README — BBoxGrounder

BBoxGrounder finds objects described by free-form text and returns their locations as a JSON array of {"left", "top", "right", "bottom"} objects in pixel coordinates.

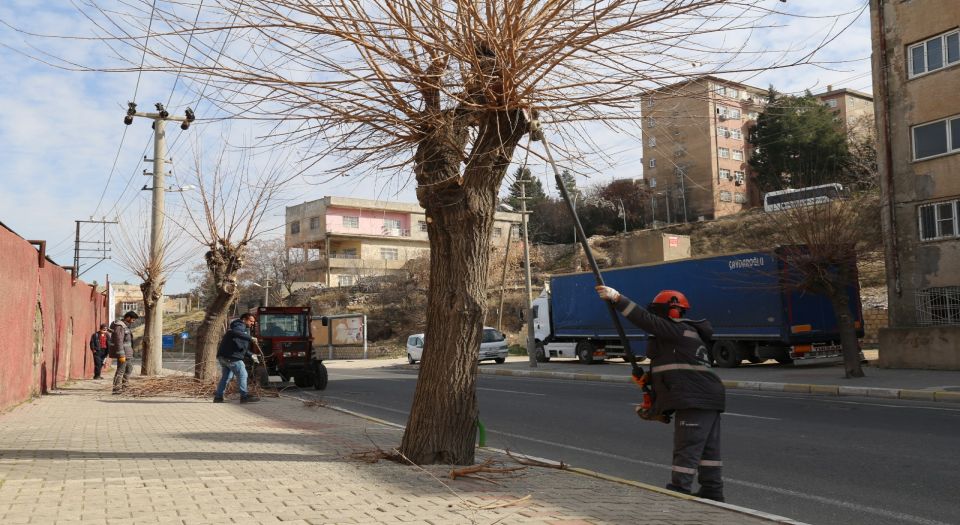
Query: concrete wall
[
  {"left": 621, "top": 231, "right": 691, "bottom": 266},
  {"left": 878, "top": 326, "right": 960, "bottom": 370},
  {"left": 871, "top": 0, "right": 960, "bottom": 367},
  {"left": 0, "top": 224, "right": 108, "bottom": 412}
]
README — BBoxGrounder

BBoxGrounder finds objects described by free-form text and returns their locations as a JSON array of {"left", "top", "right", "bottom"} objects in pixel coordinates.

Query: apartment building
[
  {"left": 286, "top": 196, "right": 522, "bottom": 287},
  {"left": 871, "top": 0, "right": 960, "bottom": 369},
  {"left": 816, "top": 87, "right": 875, "bottom": 136},
  {"left": 641, "top": 76, "right": 767, "bottom": 222}
]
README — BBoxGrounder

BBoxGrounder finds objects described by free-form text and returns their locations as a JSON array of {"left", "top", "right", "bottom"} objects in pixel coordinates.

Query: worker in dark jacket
[
  {"left": 596, "top": 285, "right": 726, "bottom": 502},
  {"left": 89, "top": 323, "right": 110, "bottom": 379},
  {"left": 214, "top": 312, "right": 260, "bottom": 403},
  {"left": 110, "top": 311, "right": 139, "bottom": 394}
]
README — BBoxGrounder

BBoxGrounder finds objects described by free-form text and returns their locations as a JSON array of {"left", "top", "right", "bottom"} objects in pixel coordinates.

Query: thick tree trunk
[
  {"left": 193, "top": 293, "right": 233, "bottom": 380},
  {"left": 400, "top": 109, "right": 526, "bottom": 465},
  {"left": 828, "top": 289, "right": 864, "bottom": 378},
  {"left": 139, "top": 279, "right": 162, "bottom": 376}
]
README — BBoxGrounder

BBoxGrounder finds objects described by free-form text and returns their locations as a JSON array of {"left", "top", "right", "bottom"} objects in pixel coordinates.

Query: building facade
[
  {"left": 641, "top": 76, "right": 767, "bottom": 222},
  {"left": 871, "top": 0, "right": 960, "bottom": 368},
  {"left": 285, "top": 196, "right": 522, "bottom": 286},
  {"left": 816, "top": 87, "right": 875, "bottom": 136}
]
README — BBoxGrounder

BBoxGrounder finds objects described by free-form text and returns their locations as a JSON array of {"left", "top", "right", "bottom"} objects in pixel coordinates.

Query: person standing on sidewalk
[
  {"left": 110, "top": 311, "right": 139, "bottom": 394},
  {"left": 89, "top": 324, "right": 110, "bottom": 379},
  {"left": 214, "top": 313, "right": 261, "bottom": 403},
  {"left": 595, "top": 285, "right": 726, "bottom": 502}
]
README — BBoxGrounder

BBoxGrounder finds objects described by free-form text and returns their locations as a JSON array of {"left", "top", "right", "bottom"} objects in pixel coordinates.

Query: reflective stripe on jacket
[{"left": 613, "top": 296, "right": 725, "bottom": 413}]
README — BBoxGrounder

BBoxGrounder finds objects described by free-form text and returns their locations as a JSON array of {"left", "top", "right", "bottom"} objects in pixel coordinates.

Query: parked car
[{"left": 406, "top": 327, "right": 509, "bottom": 365}]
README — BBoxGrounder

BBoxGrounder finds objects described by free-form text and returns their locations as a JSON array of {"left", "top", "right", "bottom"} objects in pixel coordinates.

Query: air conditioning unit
[{"left": 735, "top": 180, "right": 743, "bottom": 186}]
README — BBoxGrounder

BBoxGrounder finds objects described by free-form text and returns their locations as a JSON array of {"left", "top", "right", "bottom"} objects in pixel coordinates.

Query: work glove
[
  {"left": 595, "top": 285, "right": 621, "bottom": 303},
  {"left": 118, "top": 356, "right": 126, "bottom": 364},
  {"left": 251, "top": 354, "right": 260, "bottom": 364}
]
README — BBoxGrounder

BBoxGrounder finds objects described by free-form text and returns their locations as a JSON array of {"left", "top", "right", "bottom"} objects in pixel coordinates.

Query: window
[
  {"left": 919, "top": 200, "right": 959, "bottom": 241},
  {"left": 648, "top": 137, "right": 656, "bottom": 147},
  {"left": 727, "top": 88, "right": 739, "bottom": 98},
  {"left": 343, "top": 216, "right": 359, "bottom": 228},
  {"left": 719, "top": 168, "right": 731, "bottom": 181},
  {"left": 418, "top": 220, "right": 428, "bottom": 232},
  {"left": 730, "top": 129, "right": 743, "bottom": 140},
  {"left": 338, "top": 275, "right": 354, "bottom": 287},
  {"left": 719, "top": 191, "right": 732, "bottom": 202},
  {"left": 649, "top": 158, "right": 657, "bottom": 168},
  {"left": 912, "top": 114, "right": 960, "bottom": 160},
  {"left": 734, "top": 171, "right": 745, "bottom": 185},
  {"left": 121, "top": 302, "right": 140, "bottom": 314},
  {"left": 290, "top": 221, "right": 300, "bottom": 234},
  {"left": 917, "top": 287, "right": 960, "bottom": 326},
  {"left": 728, "top": 108, "right": 741, "bottom": 120},
  {"left": 381, "top": 248, "right": 399, "bottom": 261},
  {"left": 909, "top": 30, "right": 960, "bottom": 78},
  {"left": 734, "top": 192, "right": 747, "bottom": 204},
  {"left": 492, "top": 227, "right": 502, "bottom": 238},
  {"left": 825, "top": 99, "right": 838, "bottom": 108},
  {"left": 647, "top": 97, "right": 655, "bottom": 107},
  {"left": 718, "top": 147, "right": 730, "bottom": 159},
  {"left": 384, "top": 218, "right": 401, "bottom": 231},
  {"left": 647, "top": 117, "right": 656, "bottom": 128},
  {"left": 717, "top": 126, "right": 728, "bottom": 137},
  {"left": 309, "top": 216, "right": 320, "bottom": 230},
  {"left": 732, "top": 149, "right": 744, "bottom": 161},
  {"left": 511, "top": 224, "right": 521, "bottom": 238}
]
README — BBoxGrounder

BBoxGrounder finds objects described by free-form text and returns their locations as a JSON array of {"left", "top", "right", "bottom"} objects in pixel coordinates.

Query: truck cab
[{"left": 253, "top": 306, "right": 328, "bottom": 390}]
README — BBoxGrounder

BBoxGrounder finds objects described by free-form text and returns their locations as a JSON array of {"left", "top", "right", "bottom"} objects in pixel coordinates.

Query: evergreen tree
[
  {"left": 505, "top": 166, "right": 547, "bottom": 210},
  {"left": 749, "top": 90, "right": 851, "bottom": 193}
]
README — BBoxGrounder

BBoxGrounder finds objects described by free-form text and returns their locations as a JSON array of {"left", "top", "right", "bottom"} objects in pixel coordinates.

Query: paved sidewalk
[{"left": 0, "top": 380, "right": 796, "bottom": 525}]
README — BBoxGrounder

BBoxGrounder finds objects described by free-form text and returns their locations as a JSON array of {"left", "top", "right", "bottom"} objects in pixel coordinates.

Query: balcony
[{"left": 381, "top": 228, "right": 411, "bottom": 238}]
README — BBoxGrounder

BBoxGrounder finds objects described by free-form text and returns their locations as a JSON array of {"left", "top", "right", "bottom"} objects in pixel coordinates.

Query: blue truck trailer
[{"left": 530, "top": 249, "right": 864, "bottom": 367}]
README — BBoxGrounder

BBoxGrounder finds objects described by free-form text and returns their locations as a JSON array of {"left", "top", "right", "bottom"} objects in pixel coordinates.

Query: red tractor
[{"left": 252, "top": 306, "right": 328, "bottom": 390}]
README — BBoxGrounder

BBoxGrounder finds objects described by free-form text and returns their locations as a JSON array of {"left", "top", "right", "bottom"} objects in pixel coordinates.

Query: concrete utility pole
[
  {"left": 125, "top": 102, "right": 194, "bottom": 375},
  {"left": 518, "top": 174, "right": 537, "bottom": 368}
]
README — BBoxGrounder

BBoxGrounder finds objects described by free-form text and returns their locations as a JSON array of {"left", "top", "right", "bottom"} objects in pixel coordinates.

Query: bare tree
[
  {"left": 239, "top": 238, "right": 306, "bottom": 305},
  {"left": 32, "top": 0, "right": 857, "bottom": 464},
  {"left": 736, "top": 194, "right": 882, "bottom": 378},
  {"left": 175, "top": 145, "right": 284, "bottom": 380},
  {"left": 113, "top": 207, "right": 192, "bottom": 375}
]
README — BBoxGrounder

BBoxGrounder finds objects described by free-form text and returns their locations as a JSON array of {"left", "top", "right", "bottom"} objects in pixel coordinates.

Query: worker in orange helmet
[{"left": 596, "top": 285, "right": 726, "bottom": 502}]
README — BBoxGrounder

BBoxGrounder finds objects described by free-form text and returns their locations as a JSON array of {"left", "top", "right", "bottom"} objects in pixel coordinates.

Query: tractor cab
[{"left": 253, "top": 306, "right": 327, "bottom": 389}]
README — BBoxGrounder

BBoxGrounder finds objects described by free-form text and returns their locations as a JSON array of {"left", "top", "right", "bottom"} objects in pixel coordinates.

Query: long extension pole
[{"left": 531, "top": 118, "right": 642, "bottom": 377}]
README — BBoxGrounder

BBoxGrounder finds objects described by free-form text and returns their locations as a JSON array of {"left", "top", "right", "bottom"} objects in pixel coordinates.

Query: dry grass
[{"left": 119, "top": 374, "right": 275, "bottom": 399}]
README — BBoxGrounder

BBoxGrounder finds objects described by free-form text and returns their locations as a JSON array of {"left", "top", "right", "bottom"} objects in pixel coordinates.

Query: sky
[{"left": 0, "top": 1, "right": 875, "bottom": 294}]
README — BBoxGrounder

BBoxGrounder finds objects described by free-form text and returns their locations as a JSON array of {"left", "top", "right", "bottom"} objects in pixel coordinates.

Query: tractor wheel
[{"left": 313, "top": 363, "right": 329, "bottom": 390}]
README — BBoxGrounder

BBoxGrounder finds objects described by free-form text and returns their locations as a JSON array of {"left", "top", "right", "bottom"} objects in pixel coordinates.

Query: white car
[{"left": 406, "top": 327, "right": 509, "bottom": 365}]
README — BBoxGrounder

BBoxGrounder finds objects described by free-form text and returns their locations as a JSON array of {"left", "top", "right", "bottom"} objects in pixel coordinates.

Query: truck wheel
[
  {"left": 313, "top": 363, "right": 328, "bottom": 390},
  {"left": 535, "top": 343, "right": 550, "bottom": 363},
  {"left": 576, "top": 341, "right": 595, "bottom": 364},
  {"left": 294, "top": 374, "right": 310, "bottom": 388},
  {"left": 712, "top": 341, "right": 741, "bottom": 368}
]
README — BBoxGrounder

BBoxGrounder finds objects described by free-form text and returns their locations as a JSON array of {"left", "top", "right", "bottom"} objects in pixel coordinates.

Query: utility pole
[
  {"left": 495, "top": 225, "right": 514, "bottom": 332},
  {"left": 264, "top": 279, "right": 271, "bottom": 307},
  {"left": 125, "top": 102, "right": 195, "bottom": 376},
  {"left": 617, "top": 199, "right": 627, "bottom": 234},
  {"left": 519, "top": 173, "right": 537, "bottom": 368},
  {"left": 73, "top": 218, "right": 119, "bottom": 278}
]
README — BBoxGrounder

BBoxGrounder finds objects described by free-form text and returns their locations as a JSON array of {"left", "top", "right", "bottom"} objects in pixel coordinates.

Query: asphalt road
[{"left": 290, "top": 364, "right": 960, "bottom": 525}]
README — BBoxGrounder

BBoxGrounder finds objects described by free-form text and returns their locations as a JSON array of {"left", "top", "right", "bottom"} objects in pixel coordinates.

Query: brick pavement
[{"left": 0, "top": 379, "right": 789, "bottom": 525}]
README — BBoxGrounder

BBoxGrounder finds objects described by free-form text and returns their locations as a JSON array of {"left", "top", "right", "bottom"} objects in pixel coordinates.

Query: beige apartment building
[
  {"left": 286, "top": 196, "right": 522, "bottom": 287},
  {"left": 816, "top": 87, "right": 875, "bottom": 137},
  {"left": 871, "top": 0, "right": 960, "bottom": 369},
  {"left": 641, "top": 77, "right": 767, "bottom": 222}
]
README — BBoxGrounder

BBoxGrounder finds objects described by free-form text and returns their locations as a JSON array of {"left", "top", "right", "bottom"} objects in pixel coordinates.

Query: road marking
[
  {"left": 731, "top": 392, "right": 960, "bottom": 412},
  {"left": 723, "top": 412, "right": 781, "bottom": 421},
  {"left": 319, "top": 396, "right": 950, "bottom": 525},
  {"left": 478, "top": 387, "right": 545, "bottom": 396}
]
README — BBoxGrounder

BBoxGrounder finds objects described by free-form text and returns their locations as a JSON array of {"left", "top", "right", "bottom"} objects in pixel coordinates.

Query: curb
[{"left": 479, "top": 368, "right": 960, "bottom": 403}]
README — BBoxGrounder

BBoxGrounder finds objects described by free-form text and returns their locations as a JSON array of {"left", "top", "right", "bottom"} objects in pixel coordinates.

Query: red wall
[{"left": 0, "top": 223, "right": 107, "bottom": 412}]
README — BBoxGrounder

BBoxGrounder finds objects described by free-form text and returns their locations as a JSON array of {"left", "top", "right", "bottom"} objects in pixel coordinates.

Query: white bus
[{"left": 763, "top": 183, "right": 844, "bottom": 212}]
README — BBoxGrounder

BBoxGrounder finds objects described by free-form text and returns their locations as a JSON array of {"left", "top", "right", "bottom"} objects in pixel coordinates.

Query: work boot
[
  {"left": 240, "top": 396, "right": 260, "bottom": 403},
  {"left": 213, "top": 396, "right": 224, "bottom": 403},
  {"left": 665, "top": 483, "right": 691, "bottom": 495},
  {"left": 694, "top": 490, "right": 725, "bottom": 503}
]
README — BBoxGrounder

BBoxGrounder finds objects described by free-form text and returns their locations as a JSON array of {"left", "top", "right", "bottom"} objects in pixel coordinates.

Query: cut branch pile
[
  {"left": 448, "top": 458, "right": 526, "bottom": 483},
  {"left": 118, "top": 374, "right": 274, "bottom": 399}
]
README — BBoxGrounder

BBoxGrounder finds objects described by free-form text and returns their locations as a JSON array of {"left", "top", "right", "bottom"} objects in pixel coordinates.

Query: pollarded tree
[{"left": 58, "top": 0, "right": 848, "bottom": 465}]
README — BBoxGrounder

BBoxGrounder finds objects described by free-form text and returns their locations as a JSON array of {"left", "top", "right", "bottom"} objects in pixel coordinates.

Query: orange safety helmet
[{"left": 649, "top": 290, "right": 690, "bottom": 319}]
